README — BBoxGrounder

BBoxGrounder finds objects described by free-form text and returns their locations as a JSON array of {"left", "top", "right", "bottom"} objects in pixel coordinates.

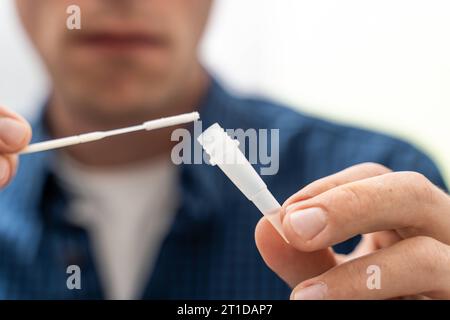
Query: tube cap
[{"left": 198, "top": 123, "right": 288, "bottom": 242}]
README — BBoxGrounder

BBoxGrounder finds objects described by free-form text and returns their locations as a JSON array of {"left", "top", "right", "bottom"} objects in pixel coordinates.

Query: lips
[{"left": 74, "top": 30, "right": 167, "bottom": 52}]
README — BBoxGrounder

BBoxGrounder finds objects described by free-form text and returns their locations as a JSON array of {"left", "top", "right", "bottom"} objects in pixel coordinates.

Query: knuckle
[
  {"left": 405, "top": 236, "right": 449, "bottom": 274},
  {"left": 328, "top": 184, "right": 367, "bottom": 219},
  {"left": 415, "top": 235, "right": 441, "bottom": 251},
  {"left": 357, "top": 162, "right": 391, "bottom": 175},
  {"left": 398, "top": 171, "right": 435, "bottom": 204},
  {"left": 406, "top": 171, "right": 429, "bottom": 186},
  {"left": 343, "top": 262, "right": 366, "bottom": 294}
]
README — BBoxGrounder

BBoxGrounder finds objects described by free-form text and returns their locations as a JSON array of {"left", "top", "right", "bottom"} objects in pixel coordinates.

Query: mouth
[{"left": 74, "top": 30, "right": 168, "bottom": 54}]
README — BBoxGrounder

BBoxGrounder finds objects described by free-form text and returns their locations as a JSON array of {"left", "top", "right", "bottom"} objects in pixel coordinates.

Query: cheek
[
  {"left": 171, "top": 0, "right": 212, "bottom": 60},
  {"left": 158, "top": 0, "right": 211, "bottom": 40},
  {"left": 17, "top": 1, "right": 65, "bottom": 51},
  {"left": 18, "top": 0, "right": 91, "bottom": 42},
  {"left": 181, "top": 0, "right": 212, "bottom": 35},
  {"left": 15, "top": 0, "right": 41, "bottom": 32}
]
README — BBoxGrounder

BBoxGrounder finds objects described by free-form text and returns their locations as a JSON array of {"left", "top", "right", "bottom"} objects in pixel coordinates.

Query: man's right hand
[{"left": 0, "top": 106, "right": 32, "bottom": 188}]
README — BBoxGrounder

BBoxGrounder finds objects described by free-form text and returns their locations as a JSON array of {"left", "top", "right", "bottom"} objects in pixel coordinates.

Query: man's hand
[
  {"left": 255, "top": 163, "right": 450, "bottom": 299},
  {"left": 0, "top": 106, "right": 32, "bottom": 188}
]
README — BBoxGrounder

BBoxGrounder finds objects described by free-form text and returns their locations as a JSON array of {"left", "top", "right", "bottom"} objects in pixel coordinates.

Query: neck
[{"left": 46, "top": 68, "right": 209, "bottom": 168}]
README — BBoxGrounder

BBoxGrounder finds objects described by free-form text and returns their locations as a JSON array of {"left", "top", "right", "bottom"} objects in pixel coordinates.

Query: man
[{"left": 0, "top": 0, "right": 449, "bottom": 299}]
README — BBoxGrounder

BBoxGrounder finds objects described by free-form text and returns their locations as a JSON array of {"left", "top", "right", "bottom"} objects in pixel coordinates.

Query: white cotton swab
[{"left": 19, "top": 112, "right": 200, "bottom": 155}]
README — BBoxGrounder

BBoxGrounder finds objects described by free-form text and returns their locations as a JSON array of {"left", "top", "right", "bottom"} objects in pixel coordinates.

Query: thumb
[
  {"left": 255, "top": 217, "right": 337, "bottom": 288},
  {"left": 0, "top": 106, "right": 32, "bottom": 188},
  {"left": 0, "top": 106, "right": 32, "bottom": 153}
]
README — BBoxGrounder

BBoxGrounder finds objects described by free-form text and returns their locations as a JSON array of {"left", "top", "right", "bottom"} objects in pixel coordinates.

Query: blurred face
[{"left": 15, "top": 0, "right": 212, "bottom": 123}]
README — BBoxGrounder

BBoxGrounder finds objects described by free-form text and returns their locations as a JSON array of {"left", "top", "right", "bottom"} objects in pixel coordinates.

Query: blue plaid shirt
[{"left": 0, "top": 78, "right": 447, "bottom": 299}]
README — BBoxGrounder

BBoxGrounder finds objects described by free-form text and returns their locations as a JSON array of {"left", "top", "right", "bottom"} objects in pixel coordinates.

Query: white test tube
[{"left": 197, "top": 123, "right": 288, "bottom": 243}]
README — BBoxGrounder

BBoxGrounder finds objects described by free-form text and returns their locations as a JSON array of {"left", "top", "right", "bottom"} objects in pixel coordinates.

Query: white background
[{"left": 0, "top": 0, "right": 449, "bottom": 183}]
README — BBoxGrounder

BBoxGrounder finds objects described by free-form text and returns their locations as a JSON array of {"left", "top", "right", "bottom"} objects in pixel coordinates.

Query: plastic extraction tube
[{"left": 197, "top": 123, "right": 288, "bottom": 242}]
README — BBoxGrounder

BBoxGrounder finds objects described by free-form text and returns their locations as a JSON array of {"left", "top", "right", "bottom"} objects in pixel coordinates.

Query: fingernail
[
  {"left": 289, "top": 207, "right": 327, "bottom": 240},
  {"left": 0, "top": 157, "right": 9, "bottom": 183},
  {"left": 0, "top": 118, "right": 28, "bottom": 148},
  {"left": 292, "top": 282, "right": 328, "bottom": 300}
]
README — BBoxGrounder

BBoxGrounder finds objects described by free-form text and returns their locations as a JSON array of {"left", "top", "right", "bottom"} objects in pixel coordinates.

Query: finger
[
  {"left": 291, "top": 236, "right": 450, "bottom": 300},
  {"left": 258, "top": 163, "right": 393, "bottom": 289},
  {"left": 282, "top": 171, "right": 450, "bottom": 252},
  {"left": 0, "top": 106, "right": 32, "bottom": 153},
  {"left": 369, "top": 231, "right": 403, "bottom": 250},
  {"left": 281, "top": 163, "right": 391, "bottom": 221},
  {"left": 337, "top": 231, "right": 402, "bottom": 263},
  {"left": 0, "top": 154, "right": 18, "bottom": 188},
  {"left": 255, "top": 217, "right": 337, "bottom": 288}
]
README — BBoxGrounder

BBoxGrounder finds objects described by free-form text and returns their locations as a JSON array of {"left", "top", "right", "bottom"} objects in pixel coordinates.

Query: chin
[
  {"left": 77, "top": 92, "right": 166, "bottom": 121},
  {"left": 59, "top": 68, "right": 179, "bottom": 120}
]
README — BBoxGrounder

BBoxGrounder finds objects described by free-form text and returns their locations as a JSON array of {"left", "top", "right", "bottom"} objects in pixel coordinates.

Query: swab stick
[{"left": 20, "top": 112, "right": 200, "bottom": 155}]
